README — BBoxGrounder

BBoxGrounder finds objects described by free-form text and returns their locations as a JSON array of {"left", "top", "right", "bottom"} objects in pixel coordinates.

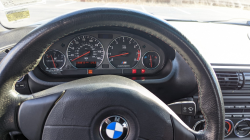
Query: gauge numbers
[
  {"left": 107, "top": 36, "right": 141, "bottom": 68},
  {"left": 67, "top": 35, "right": 104, "bottom": 68}
]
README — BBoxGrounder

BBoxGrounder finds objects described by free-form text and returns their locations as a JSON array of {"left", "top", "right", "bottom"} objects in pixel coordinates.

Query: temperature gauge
[
  {"left": 142, "top": 51, "right": 160, "bottom": 69},
  {"left": 43, "top": 50, "right": 66, "bottom": 70}
]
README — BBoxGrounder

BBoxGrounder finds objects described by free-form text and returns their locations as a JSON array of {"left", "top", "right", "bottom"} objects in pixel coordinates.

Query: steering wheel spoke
[
  {"left": 0, "top": 89, "right": 31, "bottom": 139},
  {"left": 18, "top": 92, "right": 63, "bottom": 140}
]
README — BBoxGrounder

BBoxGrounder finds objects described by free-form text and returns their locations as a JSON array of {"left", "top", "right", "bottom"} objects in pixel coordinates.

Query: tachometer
[
  {"left": 43, "top": 50, "right": 66, "bottom": 70},
  {"left": 107, "top": 36, "right": 141, "bottom": 68},
  {"left": 67, "top": 35, "right": 104, "bottom": 68}
]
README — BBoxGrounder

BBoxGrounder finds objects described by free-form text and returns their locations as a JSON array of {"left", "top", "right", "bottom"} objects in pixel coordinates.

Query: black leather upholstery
[{"left": 0, "top": 8, "right": 224, "bottom": 140}]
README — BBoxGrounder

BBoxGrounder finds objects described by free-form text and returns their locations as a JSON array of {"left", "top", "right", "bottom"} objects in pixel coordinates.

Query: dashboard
[{"left": 39, "top": 31, "right": 166, "bottom": 76}]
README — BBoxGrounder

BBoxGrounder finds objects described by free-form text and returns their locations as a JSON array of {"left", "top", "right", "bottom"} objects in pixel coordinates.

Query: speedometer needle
[
  {"left": 50, "top": 55, "right": 56, "bottom": 68},
  {"left": 109, "top": 53, "right": 129, "bottom": 58},
  {"left": 71, "top": 51, "right": 90, "bottom": 62}
]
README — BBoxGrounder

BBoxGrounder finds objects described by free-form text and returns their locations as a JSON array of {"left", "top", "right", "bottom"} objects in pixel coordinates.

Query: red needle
[
  {"left": 150, "top": 55, "right": 152, "bottom": 68},
  {"left": 109, "top": 53, "right": 129, "bottom": 58},
  {"left": 50, "top": 55, "right": 56, "bottom": 68},
  {"left": 71, "top": 51, "right": 90, "bottom": 62}
]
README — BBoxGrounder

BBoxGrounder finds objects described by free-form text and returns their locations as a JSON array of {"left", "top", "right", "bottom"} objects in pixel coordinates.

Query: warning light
[
  {"left": 132, "top": 69, "right": 137, "bottom": 74},
  {"left": 88, "top": 69, "right": 93, "bottom": 74},
  {"left": 141, "top": 69, "right": 145, "bottom": 74}
]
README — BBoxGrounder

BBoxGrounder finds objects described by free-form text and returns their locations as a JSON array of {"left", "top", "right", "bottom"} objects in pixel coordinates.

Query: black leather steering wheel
[{"left": 0, "top": 8, "right": 224, "bottom": 140}]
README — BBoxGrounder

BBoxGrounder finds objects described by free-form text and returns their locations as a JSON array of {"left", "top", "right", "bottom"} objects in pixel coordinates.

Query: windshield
[{"left": 1, "top": 0, "right": 250, "bottom": 28}]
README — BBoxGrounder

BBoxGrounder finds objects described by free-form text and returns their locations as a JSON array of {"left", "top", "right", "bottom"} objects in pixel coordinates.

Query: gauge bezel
[
  {"left": 66, "top": 35, "right": 105, "bottom": 69},
  {"left": 225, "top": 119, "right": 234, "bottom": 138},
  {"left": 107, "top": 36, "right": 141, "bottom": 69},
  {"left": 192, "top": 119, "right": 205, "bottom": 131},
  {"left": 142, "top": 51, "right": 160, "bottom": 70},
  {"left": 234, "top": 119, "right": 250, "bottom": 138},
  {"left": 43, "top": 49, "right": 66, "bottom": 70}
]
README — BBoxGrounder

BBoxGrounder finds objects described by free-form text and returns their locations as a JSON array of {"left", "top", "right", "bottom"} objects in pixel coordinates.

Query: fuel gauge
[{"left": 142, "top": 51, "right": 160, "bottom": 69}]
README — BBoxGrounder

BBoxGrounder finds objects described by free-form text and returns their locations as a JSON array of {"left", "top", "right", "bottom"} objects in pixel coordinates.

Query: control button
[
  {"left": 225, "top": 115, "right": 232, "bottom": 118},
  {"left": 233, "top": 115, "right": 243, "bottom": 118},
  {"left": 244, "top": 115, "right": 250, "bottom": 118},
  {"left": 225, "top": 106, "right": 234, "bottom": 109},
  {"left": 168, "top": 101, "right": 196, "bottom": 116},
  {"left": 235, "top": 106, "right": 245, "bottom": 109},
  {"left": 102, "top": 64, "right": 109, "bottom": 68},
  {"left": 181, "top": 102, "right": 196, "bottom": 116}
]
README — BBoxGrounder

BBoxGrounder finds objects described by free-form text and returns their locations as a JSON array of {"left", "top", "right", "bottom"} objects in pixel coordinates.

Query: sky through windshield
[{"left": 1, "top": 0, "right": 250, "bottom": 28}]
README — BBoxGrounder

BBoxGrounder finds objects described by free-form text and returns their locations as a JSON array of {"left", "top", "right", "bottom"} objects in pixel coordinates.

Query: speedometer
[{"left": 67, "top": 35, "right": 104, "bottom": 68}]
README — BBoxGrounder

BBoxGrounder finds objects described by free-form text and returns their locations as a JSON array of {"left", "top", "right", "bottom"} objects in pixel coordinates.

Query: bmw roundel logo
[{"left": 100, "top": 116, "right": 129, "bottom": 140}]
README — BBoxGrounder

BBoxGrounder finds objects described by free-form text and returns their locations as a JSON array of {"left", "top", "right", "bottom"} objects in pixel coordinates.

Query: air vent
[
  {"left": 215, "top": 72, "right": 243, "bottom": 90},
  {"left": 242, "top": 73, "right": 250, "bottom": 90}
]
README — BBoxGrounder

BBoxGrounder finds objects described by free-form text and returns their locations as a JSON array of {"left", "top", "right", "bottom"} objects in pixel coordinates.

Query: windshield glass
[{"left": 0, "top": 0, "right": 250, "bottom": 28}]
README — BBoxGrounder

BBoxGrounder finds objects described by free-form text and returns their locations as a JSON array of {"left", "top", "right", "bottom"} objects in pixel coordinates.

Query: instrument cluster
[{"left": 39, "top": 31, "right": 166, "bottom": 76}]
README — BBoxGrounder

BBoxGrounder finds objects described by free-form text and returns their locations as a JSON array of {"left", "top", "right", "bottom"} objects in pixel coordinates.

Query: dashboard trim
[{"left": 28, "top": 58, "right": 177, "bottom": 86}]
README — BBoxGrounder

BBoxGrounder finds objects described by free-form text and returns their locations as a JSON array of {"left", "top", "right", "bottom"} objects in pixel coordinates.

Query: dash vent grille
[{"left": 215, "top": 72, "right": 243, "bottom": 90}]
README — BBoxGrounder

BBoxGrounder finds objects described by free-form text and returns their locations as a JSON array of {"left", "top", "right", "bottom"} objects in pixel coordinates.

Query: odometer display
[
  {"left": 67, "top": 35, "right": 104, "bottom": 68},
  {"left": 107, "top": 36, "right": 141, "bottom": 68}
]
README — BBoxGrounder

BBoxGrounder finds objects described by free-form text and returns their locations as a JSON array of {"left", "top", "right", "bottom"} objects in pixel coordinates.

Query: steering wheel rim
[{"left": 0, "top": 7, "right": 224, "bottom": 140}]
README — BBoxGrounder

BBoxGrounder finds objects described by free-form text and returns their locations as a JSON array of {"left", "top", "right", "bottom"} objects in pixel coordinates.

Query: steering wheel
[{"left": 0, "top": 8, "right": 224, "bottom": 140}]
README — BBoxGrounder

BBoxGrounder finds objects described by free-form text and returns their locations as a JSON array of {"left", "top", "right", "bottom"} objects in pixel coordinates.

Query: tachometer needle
[
  {"left": 150, "top": 55, "right": 152, "bottom": 68},
  {"left": 50, "top": 55, "right": 56, "bottom": 68},
  {"left": 109, "top": 53, "right": 129, "bottom": 58},
  {"left": 71, "top": 51, "right": 90, "bottom": 62}
]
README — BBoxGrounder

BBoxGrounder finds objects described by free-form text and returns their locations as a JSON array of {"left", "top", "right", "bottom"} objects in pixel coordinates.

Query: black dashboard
[{"left": 39, "top": 31, "right": 166, "bottom": 76}]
